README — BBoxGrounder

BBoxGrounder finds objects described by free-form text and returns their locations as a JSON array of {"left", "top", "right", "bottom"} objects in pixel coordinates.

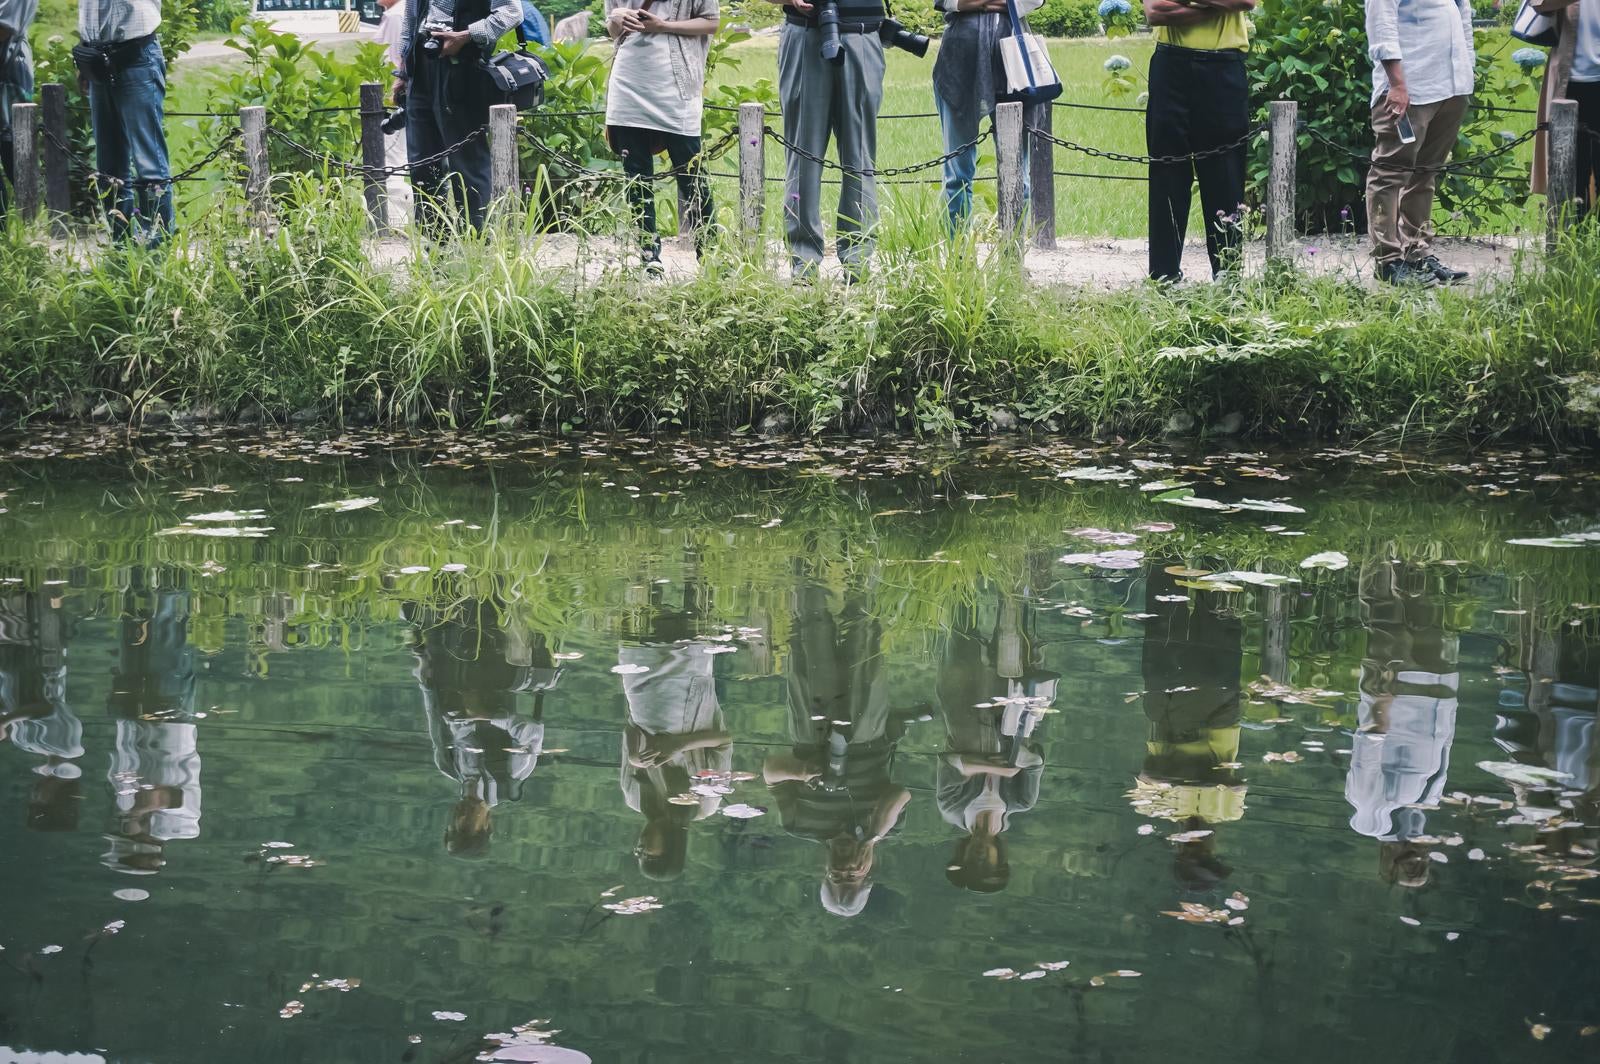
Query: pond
[{"left": 2, "top": 430, "right": 1598, "bottom": 1064}]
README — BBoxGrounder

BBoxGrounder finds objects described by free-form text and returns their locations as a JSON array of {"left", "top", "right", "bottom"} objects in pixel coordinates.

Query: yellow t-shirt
[{"left": 1155, "top": 10, "right": 1250, "bottom": 51}]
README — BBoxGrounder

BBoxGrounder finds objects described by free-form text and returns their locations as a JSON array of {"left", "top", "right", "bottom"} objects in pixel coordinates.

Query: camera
[
  {"left": 381, "top": 107, "right": 407, "bottom": 135},
  {"left": 878, "top": 16, "right": 928, "bottom": 57},
  {"left": 418, "top": 18, "right": 452, "bottom": 57}
]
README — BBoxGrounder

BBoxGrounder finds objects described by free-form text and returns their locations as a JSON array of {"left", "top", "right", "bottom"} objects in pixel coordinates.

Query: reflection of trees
[
  {"left": 103, "top": 570, "right": 202, "bottom": 875},
  {"left": 1344, "top": 560, "right": 1458, "bottom": 888},
  {"left": 765, "top": 569, "right": 912, "bottom": 918},
  {"left": 406, "top": 592, "right": 561, "bottom": 858},
  {"left": 0, "top": 592, "right": 83, "bottom": 832},
  {"left": 1133, "top": 565, "right": 1246, "bottom": 894}
]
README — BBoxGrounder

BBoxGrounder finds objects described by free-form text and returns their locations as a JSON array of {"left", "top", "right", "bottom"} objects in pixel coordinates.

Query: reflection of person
[
  {"left": 0, "top": 592, "right": 83, "bottom": 831},
  {"left": 103, "top": 573, "right": 201, "bottom": 875},
  {"left": 1364, "top": 0, "right": 1474, "bottom": 285},
  {"left": 618, "top": 593, "right": 731, "bottom": 880},
  {"left": 397, "top": 0, "right": 522, "bottom": 230},
  {"left": 1344, "top": 561, "right": 1457, "bottom": 888},
  {"left": 1530, "top": 0, "right": 1600, "bottom": 216},
  {"left": 935, "top": 594, "right": 1051, "bottom": 893},
  {"left": 0, "top": 0, "right": 38, "bottom": 218},
  {"left": 407, "top": 597, "right": 561, "bottom": 858},
  {"left": 1133, "top": 566, "right": 1246, "bottom": 893},
  {"left": 764, "top": 575, "right": 912, "bottom": 916},
  {"left": 604, "top": 0, "right": 720, "bottom": 272}
]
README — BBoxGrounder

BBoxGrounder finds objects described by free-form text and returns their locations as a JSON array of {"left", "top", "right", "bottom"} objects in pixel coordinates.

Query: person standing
[
  {"left": 1365, "top": 0, "right": 1475, "bottom": 284},
  {"left": 931, "top": 0, "right": 1040, "bottom": 228},
  {"left": 76, "top": 0, "right": 172, "bottom": 245},
  {"left": 765, "top": 0, "right": 886, "bottom": 281},
  {"left": 604, "top": 0, "right": 720, "bottom": 273},
  {"left": 0, "top": 0, "right": 37, "bottom": 217},
  {"left": 398, "top": 0, "right": 522, "bottom": 231},
  {"left": 1141, "top": 0, "right": 1256, "bottom": 283},
  {"left": 1530, "top": 0, "right": 1599, "bottom": 217}
]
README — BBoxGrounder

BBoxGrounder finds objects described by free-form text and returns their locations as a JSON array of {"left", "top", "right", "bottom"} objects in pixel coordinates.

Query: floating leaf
[
  {"left": 1476, "top": 761, "right": 1573, "bottom": 788},
  {"left": 1235, "top": 498, "right": 1306, "bottom": 514},
  {"left": 1154, "top": 488, "right": 1233, "bottom": 511},
  {"left": 721, "top": 803, "right": 766, "bottom": 819},
  {"left": 982, "top": 967, "right": 1018, "bottom": 979},
  {"left": 309, "top": 497, "right": 380, "bottom": 512},
  {"left": 1299, "top": 551, "right": 1350, "bottom": 571},
  {"left": 611, "top": 664, "right": 651, "bottom": 676}
]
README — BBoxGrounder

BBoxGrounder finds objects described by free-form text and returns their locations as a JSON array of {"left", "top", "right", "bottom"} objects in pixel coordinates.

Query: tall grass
[{"left": 2, "top": 173, "right": 1598, "bottom": 443}]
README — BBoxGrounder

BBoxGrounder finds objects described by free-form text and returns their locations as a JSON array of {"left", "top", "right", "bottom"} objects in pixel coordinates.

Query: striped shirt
[
  {"left": 78, "top": 0, "right": 162, "bottom": 43},
  {"left": 400, "top": 0, "right": 521, "bottom": 68}
]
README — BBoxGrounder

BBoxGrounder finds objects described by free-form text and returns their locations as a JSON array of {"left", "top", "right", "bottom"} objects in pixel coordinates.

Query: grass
[{"left": 1, "top": 178, "right": 1597, "bottom": 445}]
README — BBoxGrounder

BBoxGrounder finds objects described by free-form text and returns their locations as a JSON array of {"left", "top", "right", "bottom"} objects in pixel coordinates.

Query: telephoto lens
[
  {"left": 878, "top": 17, "right": 929, "bottom": 56},
  {"left": 380, "top": 107, "right": 407, "bottom": 135},
  {"left": 817, "top": 0, "right": 844, "bottom": 65}
]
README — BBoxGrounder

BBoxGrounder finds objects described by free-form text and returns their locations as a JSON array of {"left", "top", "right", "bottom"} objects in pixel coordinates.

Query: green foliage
[
  {"left": 196, "top": 0, "right": 252, "bottom": 32},
  {"left": 1030, "top": 0, "right": 1102, "bottom": 38}
]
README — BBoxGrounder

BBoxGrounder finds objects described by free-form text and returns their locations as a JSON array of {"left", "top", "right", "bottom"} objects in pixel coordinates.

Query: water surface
[{"left": 2, "top": 431, "right": 1598, "bottom": 1064}]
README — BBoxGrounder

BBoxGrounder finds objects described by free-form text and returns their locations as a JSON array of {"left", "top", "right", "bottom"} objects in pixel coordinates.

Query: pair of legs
[
  {"left": 406, "top": 49, "right": 495, "bottom": 232},
  {"left": 1145, "top": 44, "right": 1248, "bottom": 282},
  {"left": 934, "top": 94, "right": 1033, "bottom": 230},
  {"left": 777, "top": 23, "right": 885, "bottom": 279},
  {"left": 1567, "top": 79, "right": 1600, "bottom": 216},
  {"left": 1366, "top": 93, "right": 1468, "bottom": 267},
  {"left": 609, "top": 125, "right": 713, "bottom": 265},
  {"left": 87, "top": 36, "right": 174, "bottom": 245}
]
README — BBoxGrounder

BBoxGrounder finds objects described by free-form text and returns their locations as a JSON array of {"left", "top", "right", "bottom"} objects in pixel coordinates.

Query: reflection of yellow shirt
[{"left": 1155, "top": 10, "right": 1250, "bottom": 51}]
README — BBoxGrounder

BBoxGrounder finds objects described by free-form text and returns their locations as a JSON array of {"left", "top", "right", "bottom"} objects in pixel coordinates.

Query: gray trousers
[{"left": 777, "top": 23, "right": 886, "bottom": 276}]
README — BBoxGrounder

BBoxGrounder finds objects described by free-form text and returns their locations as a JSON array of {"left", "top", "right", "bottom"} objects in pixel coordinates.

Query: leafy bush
[
  {"left": 1030, "top": 0, "right": 1100, "bottom": 38},
  {"left": 1247, "top": 0, "right": 1540, "bottom": 232},
  {"left": 196, "top": 0, "right": 251, "bottom": 32}
]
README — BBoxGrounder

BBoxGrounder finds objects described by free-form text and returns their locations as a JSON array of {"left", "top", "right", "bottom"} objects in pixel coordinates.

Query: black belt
[
  {"left": 1154, "top": 41, "right": 1245, "bottom": 60},
  {"left": 784, "top": 11, "right": 883, "bottom": 31}
]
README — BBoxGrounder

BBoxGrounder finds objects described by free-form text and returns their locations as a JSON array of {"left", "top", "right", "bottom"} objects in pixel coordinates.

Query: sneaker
[
  {"left": 1376, "top": 259, "right": 1436, "bottom": 287},
  {"left": 642, "top": 257, "right": 665, "bottom": 278},
  {"left": 1412, "top": 254, "right": 1468, "bottom": 285}
]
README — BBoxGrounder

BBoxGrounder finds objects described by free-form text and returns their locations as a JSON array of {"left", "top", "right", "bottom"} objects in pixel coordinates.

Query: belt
[
  {"left": 1154, "top": 41, "right": 1246, "bottom": 60},
  {"left": 784, "top": 11, "right": 884, "bottom": 30}
]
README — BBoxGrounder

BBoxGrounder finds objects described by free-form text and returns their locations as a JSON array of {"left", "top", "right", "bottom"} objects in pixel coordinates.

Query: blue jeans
[
  {"left": 935, "top": 92, "right": 1030, "bottom": 231},
  {"left": 87, "top": 36, "right": 173, "bottom": 245}
]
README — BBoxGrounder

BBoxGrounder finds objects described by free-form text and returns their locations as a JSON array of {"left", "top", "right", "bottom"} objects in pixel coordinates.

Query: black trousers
[
  {"left": 0, "top": 128, "right": 11, "bottom": 216},
  {"left": 1570, "top": 79, "right": 1600, "bottom": 215},
  {"left": 609, "top": 125, "right": 712, "bottom": 261},
  {"left": 406, "top": 49, "right": 496, "bottom": 232},
  {"left": 1146, "top": 44, "right": 1249, "bottom": 282}
]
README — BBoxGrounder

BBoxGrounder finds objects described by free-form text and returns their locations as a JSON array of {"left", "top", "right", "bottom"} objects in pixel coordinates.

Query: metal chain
[
  {"left": 1301, "top": 122, "right": 1546, "bottom": 176},
  {"left": 760, "top": 123, "right": 991, "bottom": 178},
  {"left": 267, "top": 125, "right": 486, "bottom": 180},
  {"left": 1027, "top": 122, "right": 1265, "bottom": 167},
  {"left": 517, "top": 127, "right": 739, "bottom": 184},
  {"left": 42, "top": 125, "right": 243, "bottom": 188}
]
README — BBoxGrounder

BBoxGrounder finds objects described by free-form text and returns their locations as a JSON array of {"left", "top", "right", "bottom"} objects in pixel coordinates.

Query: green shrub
[
  {"left": 196, "top": 0, "right": 251, "bottom": 31},
  {"left": 1030, "top": 0, "right": 1100, "bottom": 38}
]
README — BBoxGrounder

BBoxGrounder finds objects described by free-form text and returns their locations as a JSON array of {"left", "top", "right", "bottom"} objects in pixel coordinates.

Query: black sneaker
[
  {"left": 1376, "top": 259, "right": 1436, "bottom": 287},
  {"left": 1412, "top": 255, "right": 1468, "bottom": 284}
]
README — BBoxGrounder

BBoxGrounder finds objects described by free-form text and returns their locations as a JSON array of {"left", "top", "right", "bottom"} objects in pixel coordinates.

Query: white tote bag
[{"left": 997, "top": 0, "right": 1062, "bottom": 104}]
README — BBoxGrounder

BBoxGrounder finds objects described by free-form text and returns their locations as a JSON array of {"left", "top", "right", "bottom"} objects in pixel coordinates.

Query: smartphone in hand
[{"left": 1396, "top": 113, "right": 1416, "bottom": 145}]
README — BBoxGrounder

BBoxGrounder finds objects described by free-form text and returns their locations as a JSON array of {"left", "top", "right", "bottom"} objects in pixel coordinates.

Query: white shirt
[
  {"left": 1573, "top": 0, "right": 1600, "bottom": 82},
  {"left": 1366, "top": 0, "right": 1475, "bottom": 106},
  {"left": 78, "top": 0, "right": 162, "bottom": 43}
]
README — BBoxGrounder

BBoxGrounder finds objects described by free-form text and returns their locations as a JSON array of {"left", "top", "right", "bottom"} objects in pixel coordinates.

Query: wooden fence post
[
  {"left": 1265, "top": 99, "right": 1297, "bottom": 263},
  {"left": 737, "top": 101, "right": 764, "bottom": 248},
  {"left": 1546, "top": 97, "right": 1578, "bottom": 252},
  {"left": 359, "top": 81, "right": 389, "bottom": 233},
  {"left": 10, "top": 102, "right": 39, "bottom": 222},
  {"left": 1028, "top": 101, "right": 1055, "bottom": 250},
  {"left": 488, "top": 103, "right": 519, "bottom": 206},
  {"left": 40, "top": 83, "right": 70, "bottom": 232},
  {"left": 995, "top": 100, "right": 1025, "bottom": 238},
  {"left": 240, "top": 105, "right": 270, "bottom": 226}
]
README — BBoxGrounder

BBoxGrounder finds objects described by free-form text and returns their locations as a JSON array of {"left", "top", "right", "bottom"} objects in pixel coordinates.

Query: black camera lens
[
  {"left": 878, "top": 17, "right": 929, "bottom": 57},
  {"left": 817, "top": 0, "right": 844, "bottom": 65},
  {"left": 381, "top": 107, "right": 407, "bottom": 135}
]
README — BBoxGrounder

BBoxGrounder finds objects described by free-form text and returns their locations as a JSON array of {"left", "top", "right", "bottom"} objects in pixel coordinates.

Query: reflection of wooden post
[
  {"left": 1262, "top": 588, "right": 1290, "bottom": 684},
  {"left": 10, "top": 102, "right": 39, "bottom": 221},
  {"left": 737, "top": 102, "right": 764, "bottom": 248},
  {"left": 996, "top": 594, "right": 1024, "bottom": 680},
  {"left": 1546, "top": 98, "right": 1578, "bottom": 252},
  {"left": 241, "top": 105, "right": 270, "bottom": 226},
  {"left": 1265, "top": 100, "right": 1297, "bottom": 264},
  {"left": 40, "top": 84, "right": 70, "bottom": 232},
  {"left": 359, "top": 81, "right": 388, "bottom": 233},
  {"left": 995, "top": 101, "right": 1025, "bottom": 238},
  {"left": 1028, "top": 102, "right": 1055, "bottom": 250},
  {"left": 489, "top": 103, "right": 519, "bottom": 206}
]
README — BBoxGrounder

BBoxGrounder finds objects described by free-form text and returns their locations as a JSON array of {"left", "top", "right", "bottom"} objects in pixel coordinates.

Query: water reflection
[
  {"left": 103, "top": 571, "right": 202, "bottom": 875},
  {"left": 0, "top": 591, "right": 83, "bottom": 832},
  {"left": 1345, "top": 560, "right": 1458, "bottom": 888},
  {"left": 618, "top": 579, "right": 732, "bottom": 881},
  {"left": 1132, "top": 565, "right": 1246, "bottom": 894},
  {"left": 765, "top": 569, "right": 914, "bottom": 917},
  {"left": 405, "top": 590, "right": 562, "bottom": 857}
]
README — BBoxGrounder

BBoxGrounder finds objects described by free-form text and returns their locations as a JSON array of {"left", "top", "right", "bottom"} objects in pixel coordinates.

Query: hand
[
  {"left": 609, "top": 7, "right": 643, "bottom": 32},
  {"left": 788, "top": 0, "right": 815, "bottom": 13},
  {"left": 635, "top": 8, "right": 671, "bottom": 31},
  {"left": 390, "top": 75, "right": 408, "bottom": 106},
  {"left": 433, "top": 28, "right": 472, "bottom": 57},
  {"left": 1386, "top": 82, "right": 1409, "bottom": 118}
]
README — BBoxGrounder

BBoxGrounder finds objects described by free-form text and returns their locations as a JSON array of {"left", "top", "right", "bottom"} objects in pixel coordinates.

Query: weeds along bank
[{"left": 1, "top": 190, "right": 1598, "bottom": 443}]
